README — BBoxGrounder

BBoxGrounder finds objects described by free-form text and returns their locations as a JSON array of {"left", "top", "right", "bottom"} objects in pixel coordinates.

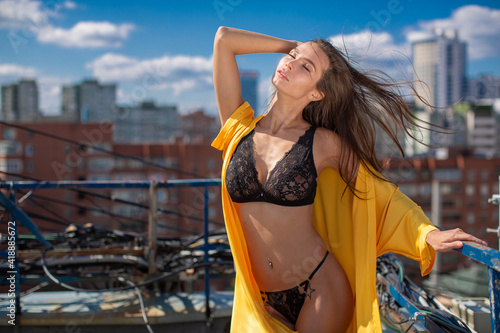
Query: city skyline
[{"left": 0, "top": 0, "right": 499, "bottom": 116}]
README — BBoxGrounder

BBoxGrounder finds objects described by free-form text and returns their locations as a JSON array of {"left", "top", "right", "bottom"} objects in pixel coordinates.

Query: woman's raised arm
[{"left": 213, "top": 27, "right": 298, "bottom": 125}]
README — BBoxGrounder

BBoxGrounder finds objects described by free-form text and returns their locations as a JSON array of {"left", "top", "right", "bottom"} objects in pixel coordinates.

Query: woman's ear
[{"left": 309, "top": 89, "right": 325, "bottom": 102}]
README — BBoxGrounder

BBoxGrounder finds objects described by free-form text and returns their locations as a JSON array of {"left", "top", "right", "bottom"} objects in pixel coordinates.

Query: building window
[
  {"left": 170, "top": 190, "right": 179, "bottom": 203},
  {"left": 25, "top": 144, "right": 34, "bottom": 157},
  {"left": 467, "top": 170, "right": 475, "bottom": 182},
  {"left": 3, "top": 129, "right": 17, "bottom": 140},
  {"left": 399, "top": 184, "right": 417, "bottom": 197},
  {"left": 465, "top": 184, "right": 475, "bottom": 196},
  {"left": 127, "top": 159, "right": 143, "bottom": 169},
  {"left": 441, "top": 184, "right": 461, "bottom": 195},
  {"left": 480, "top": 184, "right": 490, "bottom": 197},
  {"left": 420, "top": 184, "right": 431, "bottom": 196},
  {"left": 209, "top": 206, "right": 217, "bottom": 219},
  {"left": 26, "top": 161, "right": 35, "bottom": 173},
  {"left": 207, "top": 158, "right": 216, "bottom": 171},
  {"left": 467, "top": 212, "right": 475, "bottom": 224},
  {"left": 0, "top": 159, "right": 23, "bottom": 173},
  {"left": 89, "top": 157, "right": 114, "bottom": 171},
  {"left": 89, "top": 174, "right": 110, "bottom": 181},
  {"left": 114, "top": 158, "right": 127, "bottom": 169},
  {"left": 435, "top": 168, "right": 461, "bottom": 181},
  {"left": 157, "top": 189, "right": 168, "bottom": 202},
  {"left": 0, "top": 141, "right": 22, "bottom": 156}
]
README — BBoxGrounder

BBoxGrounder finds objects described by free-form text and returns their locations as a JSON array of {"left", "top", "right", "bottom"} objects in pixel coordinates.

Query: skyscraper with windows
[
  {"left": 412, "top": 29, "right": 467, "bottom": 110},
  {"left": 240, "top": 71, "right": 258, "bottom": 110},
  {"left": 1, "top": 79, "right": 39, "bottom": 122},
  {"left": 62, "top": 79, "right": 116, "bottom": 123}
]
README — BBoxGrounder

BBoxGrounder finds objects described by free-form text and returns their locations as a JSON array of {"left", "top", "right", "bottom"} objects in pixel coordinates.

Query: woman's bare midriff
[{"left": 237, "top": 201, "right": 354, "bottom": 329}]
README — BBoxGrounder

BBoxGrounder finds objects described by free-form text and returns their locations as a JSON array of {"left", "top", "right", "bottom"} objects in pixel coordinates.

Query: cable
[
  {"left": 40, "top": 248, "right": 214, "bottom": 292},
  {"left": 22, "top": 192, "right": 75, "bottom": 226},
  {"left": 377, "top": 254, "right": 474, "bottom": 333},
  {"left": 118, "top": 276, "right": 154, "bottom": 333},
  {"left": 0, "top": 170, "right": 224, "bottom": 228}
]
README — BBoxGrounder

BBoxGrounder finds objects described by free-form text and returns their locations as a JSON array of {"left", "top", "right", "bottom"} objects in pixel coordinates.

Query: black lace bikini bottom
[{"left": 260, "top": 251, "right": 329, "bottom": 325}]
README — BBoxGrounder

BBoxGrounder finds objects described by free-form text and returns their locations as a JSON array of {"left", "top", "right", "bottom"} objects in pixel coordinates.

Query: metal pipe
[
  {"left": 148, "top": 181, "right": 158, "bottom": 275},
  {"left": 203, "top": 185, "right": 212, "bottom": 325},
  {"left": 430, "top": 179, "right": 441, "bottom": 288}
]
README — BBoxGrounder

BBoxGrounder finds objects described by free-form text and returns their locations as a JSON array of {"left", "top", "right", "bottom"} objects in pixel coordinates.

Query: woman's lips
[{"left": 277, "top": 69, "right": 288, "bottom": 81}]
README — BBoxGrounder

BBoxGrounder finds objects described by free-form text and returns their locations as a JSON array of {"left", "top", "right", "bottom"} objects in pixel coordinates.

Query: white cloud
[
  {"left": 329, "top": 30, "right": 410, "bottom": 62},
  {"left": 406, "top": 5, "right": 500, "bottom": 60},
  {"left": 0, "top": 1, "right": 133, "bottom": 49},
  {"left": 63, "top": 1, "right": 77, "bottom": 10},
  {"left": 86, "top": 53, "right": 213, "bottom": 96},
  {"left": 0, "top": 63, "right": 37, "bottom": 77},
  {"left": 37, "top": 76, "right": 71, "bottom": 115},
  {"left": 37, "top": 21, "right": 136, "bottom": 48},
  {"left": 0, "top": 0, "right": 76, "bottom": 29},
  {"left": 0, "top": 0, "right": 50, "bottom": 29}
]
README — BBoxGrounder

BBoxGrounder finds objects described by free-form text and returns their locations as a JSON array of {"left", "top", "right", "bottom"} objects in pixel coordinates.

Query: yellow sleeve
[
  {"left": 212, "top": 101, "right": 254, "bottom": 152},
  {"left": 374, "top": 179, "right": 438, "bottom": 276}
]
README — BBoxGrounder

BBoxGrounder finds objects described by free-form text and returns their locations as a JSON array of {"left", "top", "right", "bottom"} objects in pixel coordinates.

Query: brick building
[
  {"left": 0, "top": 122, "right": 223, "bottom": 238},
  {"left": 383, "top": 154, "right": 500, "bottom": 275}
]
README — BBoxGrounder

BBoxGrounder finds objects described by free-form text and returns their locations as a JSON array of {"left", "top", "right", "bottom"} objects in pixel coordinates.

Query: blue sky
[{"left": 1, "top": 0, "right": 499, "bottom": 116}]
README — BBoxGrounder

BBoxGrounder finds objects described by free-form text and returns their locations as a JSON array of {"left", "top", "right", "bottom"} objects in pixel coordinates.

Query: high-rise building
[
  {"left": 1, "top": 79, "right": 39, "bottom": 122},
  {"left": 1, "top": 85, "right": 17, "bottom": 121},
  {"left": 412, "top": 29, "right": 467, "bottom": 109},
  {"left": 114, "top": 101, "right": 179, "bottom": 143},
  {"left": 62, "top": 79, "right": 116, "bottom": 123},
  {"left": 240, "top": 71, "right": 258, "bottom": 110},
  {"left": 467, "top": 74, "right": 500, "bottom": 102},
  {"left": 466, "top": 103, "right": 500, "bottom": 158},
  {"left": 61, "top": 85, "right": 79, "bottom": 118}
]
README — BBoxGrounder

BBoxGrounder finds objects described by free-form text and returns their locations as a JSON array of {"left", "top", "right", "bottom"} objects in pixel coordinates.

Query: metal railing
[
  {"left": 0, "top": 178, "right": 222, "bottom": 325},
  {"left": 1, "top": 178, "right": 499, "bottom": 331}
]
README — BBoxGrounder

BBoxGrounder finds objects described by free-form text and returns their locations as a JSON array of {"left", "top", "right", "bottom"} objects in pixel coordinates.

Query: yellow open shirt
[{"left": 212, "top": 102, "right": 438, "bottom": 332}]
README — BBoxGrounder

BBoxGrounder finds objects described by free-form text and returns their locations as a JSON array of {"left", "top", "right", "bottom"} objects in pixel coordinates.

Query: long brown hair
[{"left": 302, "top": 38, "right": 432, "bottom": 193}]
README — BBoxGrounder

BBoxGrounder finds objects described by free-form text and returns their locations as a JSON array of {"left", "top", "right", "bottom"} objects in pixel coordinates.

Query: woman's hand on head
[{"left": 425, "top": 228, "right": 488, "bottom": 252}]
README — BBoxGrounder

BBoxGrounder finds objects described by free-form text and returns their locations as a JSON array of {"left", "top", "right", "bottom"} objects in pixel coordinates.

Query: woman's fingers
[{"left": 426, "top": 228, "right": 488, "bottom": 252}]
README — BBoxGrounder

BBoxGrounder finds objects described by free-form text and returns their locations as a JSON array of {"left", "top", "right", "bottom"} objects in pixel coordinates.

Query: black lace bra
[{"left": 225, "top": 126, "right": 318, "bottom": 206}]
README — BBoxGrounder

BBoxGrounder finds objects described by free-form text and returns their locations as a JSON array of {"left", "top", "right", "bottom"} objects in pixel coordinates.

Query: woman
[{"left": 211, "top": 27, "right": 486, "bottom": 333}]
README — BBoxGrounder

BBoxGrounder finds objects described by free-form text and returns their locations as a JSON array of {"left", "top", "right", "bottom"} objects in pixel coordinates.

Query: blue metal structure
[
  {"left": 1, "top": 178, "right": 499, "bottom": 331},
  {"left": 0, "top": 179, "right": 221, "bottom": 324}
]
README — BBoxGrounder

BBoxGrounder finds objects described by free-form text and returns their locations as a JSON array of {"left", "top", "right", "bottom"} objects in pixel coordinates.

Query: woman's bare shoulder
[
  {"left": 315, "top": 127, "right": 341, "bottom": 150},
  {"left": 313, "top": 127, "right": 342, "bottom": 171}
]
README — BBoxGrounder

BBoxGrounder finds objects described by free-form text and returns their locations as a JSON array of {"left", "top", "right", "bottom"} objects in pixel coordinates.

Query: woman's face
[{"left": 272, "top": 41, "right": 330, "bottom": 102}]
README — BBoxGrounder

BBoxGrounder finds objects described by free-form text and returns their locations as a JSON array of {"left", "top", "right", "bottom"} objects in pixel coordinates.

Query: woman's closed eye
[{"left": 288, "top": 53, "right": 311, "bottom": 72}]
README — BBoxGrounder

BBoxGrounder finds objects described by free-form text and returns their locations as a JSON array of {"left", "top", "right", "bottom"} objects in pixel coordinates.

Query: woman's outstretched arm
[{"left": 213, "top": 27, "right": 298, "bottom": 125}]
